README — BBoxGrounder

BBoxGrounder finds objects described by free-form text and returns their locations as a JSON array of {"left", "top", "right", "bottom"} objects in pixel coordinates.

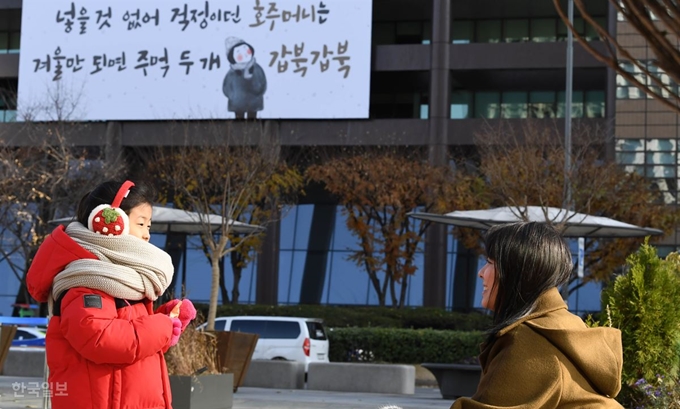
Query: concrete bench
[
  {"left": 242, "top": 359, "right": 305, "bottom": 389},
  {"left": 421, "top": 363, "right": 481, "bottom": 399},
  {"left": 307, "top": 362, "right": 415, "bottom": 395},
  {"left": 2, "top": 347, "right": 46, "bottom": 377}
]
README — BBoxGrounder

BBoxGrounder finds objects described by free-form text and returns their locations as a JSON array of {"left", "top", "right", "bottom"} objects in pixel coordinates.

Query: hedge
[
  {"left": 195, "top": 303, "right": 492, "bottom": 331},
  {"left": 328, "top": 327, "right": 485, "bottom": 364}
]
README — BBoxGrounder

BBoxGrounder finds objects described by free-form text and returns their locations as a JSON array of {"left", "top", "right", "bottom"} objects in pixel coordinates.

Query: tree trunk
[
  {"left": 230, "top": 251, "right": 243, "bottom": 304},
  {"left": 219, "top": 257, "right": 230, "bottom": 305},
  {"left": 399, "top": 273, "right": 408, "bottom": 308},
  {"left": 207, "top": 255, "right": 221, "bottom": 331}
]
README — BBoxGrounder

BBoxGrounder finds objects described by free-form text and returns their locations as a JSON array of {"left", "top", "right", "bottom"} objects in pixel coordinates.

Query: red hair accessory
[{"left": 87, "top": 180, "right": 135, "bottom": 236}]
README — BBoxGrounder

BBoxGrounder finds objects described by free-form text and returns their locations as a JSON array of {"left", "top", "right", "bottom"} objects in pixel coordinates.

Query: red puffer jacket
[{"left": 27, "top": 226, "right": 174, "bottom": 409}]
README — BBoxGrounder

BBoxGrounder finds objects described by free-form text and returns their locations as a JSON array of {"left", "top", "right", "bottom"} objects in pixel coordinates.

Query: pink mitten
[
  {"left": 156, "top": 299, "right": 181, "bottom": 315},
  {"left": 156, "top": 298, "right": 197, "bottom": 332},
  {"left": 168, "top": 317, "right": 182, "bottom": 347},
  {"left": 176, "top": 299, "right": 197, "bottom": 331}
]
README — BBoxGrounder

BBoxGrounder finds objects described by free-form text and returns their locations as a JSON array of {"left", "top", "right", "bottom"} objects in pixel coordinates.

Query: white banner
[{"left": 18, "top": 0, "right": 372, "bottom": 120}]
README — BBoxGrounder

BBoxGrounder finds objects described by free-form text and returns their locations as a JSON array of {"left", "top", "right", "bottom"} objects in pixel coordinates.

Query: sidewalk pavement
[{"left": 0, "top": 376, "right": 454, "bottom": 409}]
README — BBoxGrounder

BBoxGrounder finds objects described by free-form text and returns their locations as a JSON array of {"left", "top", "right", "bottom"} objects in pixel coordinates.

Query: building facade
[{"left": 0, "top": 0, "right": 640, "bottom": 315}]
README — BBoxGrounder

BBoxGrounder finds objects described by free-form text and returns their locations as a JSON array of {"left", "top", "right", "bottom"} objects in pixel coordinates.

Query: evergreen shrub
[
  {"left": 195, "top": 303, "right": 491, "bottom": 331},
  {"left": 327, "top": 327, "right": 484, "bottom": 364},
  {"left": 601, "top": 241, "right": 680, "bottom": 408}
]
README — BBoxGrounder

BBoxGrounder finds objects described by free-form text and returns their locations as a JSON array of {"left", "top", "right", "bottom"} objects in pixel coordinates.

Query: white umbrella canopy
[
  {"left": 49, "top": 206, "right": 265, "bottom": 235},
  {"left": 408, "top": 206, "right": 663, "bottom": 238}
]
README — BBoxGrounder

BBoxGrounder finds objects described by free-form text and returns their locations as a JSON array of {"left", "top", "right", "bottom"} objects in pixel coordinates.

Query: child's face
[
  {"left": 233, "top": 44, "right": 253, "bottom": 64},
  {"left": 128, "top": 203, "right": 152, "bottom": 242}
]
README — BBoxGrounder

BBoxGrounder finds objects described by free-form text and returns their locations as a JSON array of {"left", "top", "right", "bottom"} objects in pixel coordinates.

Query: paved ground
[{"left": 0, "top": 375, "right": 454, "bottom": 409}]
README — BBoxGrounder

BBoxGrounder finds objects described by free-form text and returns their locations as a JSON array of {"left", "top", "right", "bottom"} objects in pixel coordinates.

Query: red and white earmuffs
[{"left": 87, "top": 180, "right": 135, "bottom": 236}]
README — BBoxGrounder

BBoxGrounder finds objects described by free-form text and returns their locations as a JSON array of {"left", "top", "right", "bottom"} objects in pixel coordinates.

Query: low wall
[
  {"left": 307, "top": 362, "right": 415, "bottom": 395},
  {"left": 1, "top": 348, "right": 46, "bottom": 377},
  {"left": 242, "top": 360, "right": 305, "bottom": 389}
]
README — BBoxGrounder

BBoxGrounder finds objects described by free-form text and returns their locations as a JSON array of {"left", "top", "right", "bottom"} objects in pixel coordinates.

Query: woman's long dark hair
[
  {"left": 483, "top": 221, "right": 573, "bottom": 344},
  {"left": 76, "top": 180, "right": 156, "bottom": 226}
]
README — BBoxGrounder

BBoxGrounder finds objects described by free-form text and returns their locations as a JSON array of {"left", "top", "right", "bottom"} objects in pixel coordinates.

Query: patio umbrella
[
  {"left": 407, "top": 206, "right": 663, "bottom": 238},
  {"left": 49, "top": 206, "right": 264, "bottom": 235}
]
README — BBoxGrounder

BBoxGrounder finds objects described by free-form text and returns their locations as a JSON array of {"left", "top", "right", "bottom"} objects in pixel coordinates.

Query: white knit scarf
[
  {"left": 51, "top": 222, "right": 175, "bottom": 309},
  {"left": 231, "top": 57, "right": 256, "bottom": 79}
]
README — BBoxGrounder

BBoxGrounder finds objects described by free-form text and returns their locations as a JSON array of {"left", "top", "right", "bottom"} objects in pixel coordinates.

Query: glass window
[
  {"left": 265, "top": 321, "right": 301, "bottom": 339},
  {"left": 585, "top": 90, "right": 605, "bottom": 118},
  {"left": 476, "top": 20, "right": 501, "bottom": 43},
  {"left": 8, "top": 32, "right": 19, "bottom": 53},
  {"left": 558, "top": 16, "right": 585, "bottom": 40},
  {"left": 396, "top": 22, "right": 424, "bottom": 44},
  {"left": 4, "top": 110, "right": 16, "bottom": 122},
  {"left": 474, "top": 92, "right": 501, "bottom": 118},
  {"left": 616, "top": 152, "right": 645, "bottom": 164},
  {"left": 616, "top": 139, "right": 645, "bottom": 152},
  {"left": 450, "top": 90, "right": 472, "bottom": 119},
  {"left": 501, "top": 92, "right": 528, "bottom": 118},
  {"left": 306, "top": 321, "right": 327, "bottom": 340},
  {"left": 420, "top": 104, "right": 429, "bottom": 119},
  {"left": 0, "top": 33, "right": 7, "bottom": 53},
  {"left": 584, "top": 17, "right": 606, "bottom": 41},
  {"left": 452, "top": 20, "right": 474, "bottom": 44},
  {"left": 646, "top": 166, "right": 676, "bottom": 178},
  {"left": 557, "top": 90, "right": 584, "bottom": 118},
  {"left": 647, "top": 152, "right": 675, "bottom": 165},
  {"left": 648, "top": 139, "right": 676, "bottom": 151},
  {"left": 230, "top": 320, "right": 267, "bottom": 335},
  {"left": 214, "top": 319, "right": 227, "bottom": 331},
  {"left": 531, "top": 19, "right": 556, "bottom": 42},
  {"left": 504, "top": 19, "right": 529, "bottom": 43},
  {"left": 422, "top": 21, "right": 432, "bottom": 44},
  {"left": 529, "top": 91, "right": 556, "bottom": 118},
  {"left": 373, "top": 22, "right": 396, "bottom": 45}
]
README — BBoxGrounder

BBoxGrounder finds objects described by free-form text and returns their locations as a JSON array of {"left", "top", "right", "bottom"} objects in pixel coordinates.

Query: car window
[
  {"left": 15, "top": 330, "right": 36, "bottom": 340},
  {"left": 306, "top": 321, "right": 327, "bottom": 340},
  {"left": 230, "top": 320, "right": 266, "bottom": 335},
  {"left": 265, "top": 321, "right": 301, "bottom": 339},
  {"left": 214, "top": 319, "right": 227, "bottom": 331}
]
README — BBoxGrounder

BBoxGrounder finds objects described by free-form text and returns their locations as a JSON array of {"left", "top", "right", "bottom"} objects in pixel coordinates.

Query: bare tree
[
  {"left": 474, "top": 119, "right": 678, "bottom": 292},
  {"left": 554, "top": 0, "right": 680, "bottom": 113},
  {"left": 151, "top": 120, "right": 303, "bottom": 330},
  {"left": 306, "top": 148, "right": 487, "bottom": 307},
  {"left": 0, "top": 122, "right": 124, "bottom": 314}
]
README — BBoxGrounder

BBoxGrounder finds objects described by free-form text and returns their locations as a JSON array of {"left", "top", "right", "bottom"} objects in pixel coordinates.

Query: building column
[
  {"left": 423, "top": 0, "right": 451, "bottom": 308},
  {"left": 299, "top": 204, "right": 336, "bottom": 304},
  {"left": 256, "top": 208, "right": 281, "bottom": 305},
  {"left": 256, "top": 120, "right": 282, "bottom": 305}
]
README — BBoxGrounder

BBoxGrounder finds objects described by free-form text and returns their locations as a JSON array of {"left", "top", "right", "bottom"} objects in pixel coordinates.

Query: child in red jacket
[{"left": 27, "top": 180, "right": 196, "bottom": 409}]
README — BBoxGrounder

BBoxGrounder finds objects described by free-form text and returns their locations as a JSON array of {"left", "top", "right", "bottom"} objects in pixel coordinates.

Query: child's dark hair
[{"left": 76, "top": 180, "right": 157, "bottom": 226}]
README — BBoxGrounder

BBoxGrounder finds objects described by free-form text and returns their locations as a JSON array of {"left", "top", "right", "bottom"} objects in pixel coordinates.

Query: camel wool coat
[{"left": 452, "top": 287, "right": 623, "bottom": 409}]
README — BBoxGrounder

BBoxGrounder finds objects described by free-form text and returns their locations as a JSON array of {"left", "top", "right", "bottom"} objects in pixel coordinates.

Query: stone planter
[
  {"left": 213, "top": 331, "right": 259, "bottom": 392},
  {"left": 169, "top": 373, "right": 233, "bottom": 409},
  {"left": 421, "top": 363, "right": 482, "bottom": 399}
]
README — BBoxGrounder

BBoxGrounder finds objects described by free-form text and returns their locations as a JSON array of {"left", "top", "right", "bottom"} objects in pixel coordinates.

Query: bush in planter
[
  {"left": 600, "top": 241, "right": 680, "bottom": 407},
  {"left": 165, "top": 316, "right": 233, "bottom": 409},
  {"left": 165, "top": 316, "right": 219, "bottom": 376}
]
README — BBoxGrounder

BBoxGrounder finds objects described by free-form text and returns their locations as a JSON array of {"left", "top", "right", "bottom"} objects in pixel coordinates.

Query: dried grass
[{"left": 165, "top": 314, "right": 220, "bottom": 376}]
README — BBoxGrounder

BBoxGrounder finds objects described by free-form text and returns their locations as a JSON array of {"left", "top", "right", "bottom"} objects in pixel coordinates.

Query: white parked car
[{"left": 200, "top": 316, "right": 330, "bottom": 372}]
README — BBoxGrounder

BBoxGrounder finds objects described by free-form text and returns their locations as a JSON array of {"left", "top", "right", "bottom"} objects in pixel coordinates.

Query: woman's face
[
  {"left": 128, "top": 203, "right": 152, "bottom": 242},
  {"left": 233, "top": 44, "right": 252, "bottom": 63},
  {"left": 479, "top": 259, "right": 498, "bottom": 311}
]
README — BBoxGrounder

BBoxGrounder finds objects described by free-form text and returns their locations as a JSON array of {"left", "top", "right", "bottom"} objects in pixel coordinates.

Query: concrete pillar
[{"left": 423, "top": 0, "right": 451, "bottom": 308}]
